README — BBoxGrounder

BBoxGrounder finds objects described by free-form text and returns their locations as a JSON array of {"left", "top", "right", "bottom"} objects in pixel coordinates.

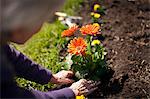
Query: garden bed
[
  {"left": 15, "top": 0, "right": 150, "bottom": 98},
  {"left": 80, "top": 0, "right": 150, "bottom": 98}
]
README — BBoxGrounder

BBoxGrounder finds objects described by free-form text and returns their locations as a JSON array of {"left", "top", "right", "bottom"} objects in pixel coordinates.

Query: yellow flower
[
  {"left": 94, "top": 4, "right": 100, "bottom": 11},
  {"left": 93, "top": 23, "right": 100, "bottom": 28},
  {"left": 94, "top": 13, "right": 101, "bottom": 18},
  {"left": 91, "top": 12, "right": 101, "bottom": 18},
  {"left": 76, "top": 95, "right": 85, "bottom": 99},
  {"left": 91, "top": 40, "right": 101, "bottom": 46}
]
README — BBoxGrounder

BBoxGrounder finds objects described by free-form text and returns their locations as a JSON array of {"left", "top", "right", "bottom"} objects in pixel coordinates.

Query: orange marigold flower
[
  {"left": 68, "top": 37, "right": 87, "bottom": 56},
  {"left": 61, "top": 25, "right": 79, "bottom": 37},
  {"left": 80, "top": 24, "right": 100, "bottom": 35}
]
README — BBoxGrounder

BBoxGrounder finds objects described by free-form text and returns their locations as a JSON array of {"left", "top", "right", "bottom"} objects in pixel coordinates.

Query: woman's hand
[
  {"left": 69, "top": 79, "right": 100, "bottom": 96},
  {"left": 50, "top": 70, "right": 74, "bottom": 84}
]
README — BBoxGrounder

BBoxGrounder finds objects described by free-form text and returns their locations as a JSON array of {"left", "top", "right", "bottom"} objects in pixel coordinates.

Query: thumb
[
  {"left": 64, "top": 70, "right": 74, "bottom": 78},
  {"left": 58, "top": 78, "right": 74, "bottom": 84}
]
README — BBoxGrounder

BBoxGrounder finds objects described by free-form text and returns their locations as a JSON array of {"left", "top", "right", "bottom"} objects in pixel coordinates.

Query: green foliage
[
  {"left": 65, "top": 39, "right": 107, "bottom": 81},
  {"left": 16, "top": 78, "right": 54, "bottom": 91},
  {"left": 63, "top": 0, "right": 83, "bottom": 15},
  {"left": 62, "top": 26, "right": 107, "bottom": 81}
]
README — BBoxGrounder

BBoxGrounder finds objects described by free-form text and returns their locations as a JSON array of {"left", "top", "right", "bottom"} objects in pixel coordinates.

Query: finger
[
  {"left": 83, "top": 81, "right": 94, "bottom": 88},
  {"left": 95, "top": 81, "right": 101, "bottom": 86},
  {"left": 79, "top": 86, "right": 98, "bottom": 95},
  {"left": 79, "top": 86, "right": 86, "bottom": 91},
  {"left": 87, "top": 80, "right": 100, "bottom": 85},
  {"left": 87, "top": 81, "right": 101, "bottom": 89},
  {"left": 78, "top": 83, "right": 84, "bottom": 88},
  {"left": 58, "top": 78, "right": 74, "bottom": 84},
  {"left": 86, "top": 80, "right": 94, "bottom": 86},
  {"left": 85, "top": 80, "right": 100, "bottom": 85},
  {"left": 87, "top": 80, "right": 94, "bottom": 84},
  {"left": 79, "top": 79, "right": 87, "bottom": 82},
  {"left": 86, "top": 87, "right": 98, "bottom": 96},
  {"left": 66, "top": 71, "right": 74, "bottom": 78},
  {"left": 80, "top": 89, "right": 89, "bottom": 95},
  {"left": 79, "top": 82, "right": 99, "bottom": 93},
  {"left": 89, "top": 87, "right": 98, "bottom": 94},
  {"left": 79, "top": 79, "right": 87, "bottom": 84}
]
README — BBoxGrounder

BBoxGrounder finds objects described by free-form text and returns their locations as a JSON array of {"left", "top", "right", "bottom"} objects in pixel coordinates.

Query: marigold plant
[
  {"left": 94, "top": 4, "right": 100, "bottom": 11},
  {"left": 68, "top": 37, "right": 87, "bottom": 56},
  {"left": 80, "top": 24, "right": 100, "bottom": 35},
  {"left": 91, "top": 4, "right": 105, "bottom": 23},
  {"left": 91, "top": 12, "right": 101, "bottom": 18},
  {"left": 62, "top": 23, "right": 107, "bottom": 80},
  {"left": 61, "top": 25, "right": 79, "bottom": 37}
]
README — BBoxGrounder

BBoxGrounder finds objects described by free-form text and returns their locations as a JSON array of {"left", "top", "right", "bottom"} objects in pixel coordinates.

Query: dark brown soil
[{"left": 79, "top": 0, "right": 150, "bottom": 98}]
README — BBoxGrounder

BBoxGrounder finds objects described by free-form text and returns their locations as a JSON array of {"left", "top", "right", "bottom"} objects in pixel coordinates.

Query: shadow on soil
[{"left": 88, "top": 68, "right": 129, "bottom": 98}]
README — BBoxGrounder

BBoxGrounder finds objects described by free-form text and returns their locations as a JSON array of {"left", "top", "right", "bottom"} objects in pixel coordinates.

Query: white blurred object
[
  {"left": 55, "top": 12, "right": 82, "bottom": 27},
  {"left": 55, "top": 12, "right": 67, "bottom": 17}
]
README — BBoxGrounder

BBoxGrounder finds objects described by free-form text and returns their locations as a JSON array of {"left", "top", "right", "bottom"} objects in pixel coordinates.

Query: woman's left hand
[{"left": 50, "top": 70, "right": 74, "bottom": 84}]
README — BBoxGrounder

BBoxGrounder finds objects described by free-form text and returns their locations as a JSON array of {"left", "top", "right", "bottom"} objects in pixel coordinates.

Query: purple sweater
[{"left": 1, "top": 44, "right": 75, "bottom": 99}]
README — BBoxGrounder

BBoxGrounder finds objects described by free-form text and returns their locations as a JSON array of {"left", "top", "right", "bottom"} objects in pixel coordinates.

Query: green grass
[
  {"left": 63, "top": 0, "right": 83, "bottom": 15},
  {"left": 15, "top": 0, "right": 84, "bottom": 91},
  {"left": 16, "top": 22, "right": 67, "bottom": 72}
]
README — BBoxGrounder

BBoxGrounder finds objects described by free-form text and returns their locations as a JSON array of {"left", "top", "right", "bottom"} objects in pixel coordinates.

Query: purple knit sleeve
[
  {"left": 32, "top": 88, "right": 75, "bottom": 99},
  {"left": 3, "top": 84, "right": 75, "bottom": 98},
  {"left": 4, "top": 44, "right": 52, "bottom": 84}
]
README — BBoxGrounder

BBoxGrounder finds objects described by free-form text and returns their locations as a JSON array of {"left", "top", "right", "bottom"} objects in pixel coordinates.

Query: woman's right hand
[{"left": 69, "top": 79, "right": 100, "bottom": 96}]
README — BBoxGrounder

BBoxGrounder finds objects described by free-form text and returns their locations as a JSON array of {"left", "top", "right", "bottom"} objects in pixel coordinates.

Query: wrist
[
  {"left": 69, "top": 86, "right": 79, "bottom": 96},
  {"left": 50, "top": 74, "right": 59, "bottom": 84}
]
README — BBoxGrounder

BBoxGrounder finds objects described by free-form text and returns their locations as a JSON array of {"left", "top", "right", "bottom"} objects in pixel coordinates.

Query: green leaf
[
  {"left": 87, "top": 42, "right": 92, "bottom": 54},
  {"left": 64, "top": 54, "right": 73, "bottom": 70}
]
